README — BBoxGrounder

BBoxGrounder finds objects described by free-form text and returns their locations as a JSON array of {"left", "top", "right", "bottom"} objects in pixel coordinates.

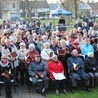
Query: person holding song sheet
[
  {"left": 0, "top": 54, "right": 12, "bottom": 98},
  {"left": 25, "top": 44, "right": 39, "bottom": 84},
  {"left": 18, "top": 42, "right": 28, "bottom": 85},
  {"left": 41, "top": 42, "right": 54, "bottom": 70},
  {"left": 25, "top": 44, "right": 39, "bottom": 64},
  {"left": 67, "top": 49, "right": 91, "bottom": 93},
  {"left": 28, "top": 54, "right": 49, "bottom": 97},
  {"left": 48, "top": 54, "right": 67, "bottom": 96},
  {"left": 57, "top": 39, "right": 71, "bottom": 86},
  {"left": 2, "top": 39, "right": 19, "bottom": 82}
]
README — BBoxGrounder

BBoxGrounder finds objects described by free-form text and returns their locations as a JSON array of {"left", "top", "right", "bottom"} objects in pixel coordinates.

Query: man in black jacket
[{"left": 85, "top": 52, "right": 98, "bottom": 87}]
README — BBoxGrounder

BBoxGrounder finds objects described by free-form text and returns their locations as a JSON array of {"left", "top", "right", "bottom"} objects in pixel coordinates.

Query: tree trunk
[
  {"left": 60, "top": 0, "right": 72, "bottom": 25},
  {"left": 25, "top": 0, "right": 32, "bottom": 21},
  {"left": 74, "top": 0, "right": 78, "bottom": 19}
]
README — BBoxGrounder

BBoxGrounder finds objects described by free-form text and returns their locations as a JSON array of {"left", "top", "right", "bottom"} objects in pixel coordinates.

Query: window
[{"left": 13, "top": 3, "right": 15, "bottom": 8}]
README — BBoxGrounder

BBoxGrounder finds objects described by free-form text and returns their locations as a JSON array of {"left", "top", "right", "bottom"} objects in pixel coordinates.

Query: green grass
[{"left": 48, "top": 87, "right": 98, "bottom": 98}]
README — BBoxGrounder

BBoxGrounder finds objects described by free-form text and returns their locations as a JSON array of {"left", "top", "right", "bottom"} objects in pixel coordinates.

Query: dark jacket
[
  {"left": 50, "top": 44, "right": 59, "bottom": 54},
  {"left": 85, "top": 57, "right": 98, "bottom": 73},
  {"left": 0, "top": 61, "right": 11, "bottom": 79}
]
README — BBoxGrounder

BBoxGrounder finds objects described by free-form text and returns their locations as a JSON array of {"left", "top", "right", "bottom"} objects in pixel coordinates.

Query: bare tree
[
  {"left": 30, "top": 0, "right": 37, "bottom": 17},
  {"left": 59, "top": 0, "right": 73, "bottom": 25},
  {"left": 60, "top": 0, "right": 73, "bottom": 11},
  {"left": 24, "top": 0, "right": 38, "bottom": 21},
  {"left": 0, "top": 0, "right": 2, "bottom": 18}
]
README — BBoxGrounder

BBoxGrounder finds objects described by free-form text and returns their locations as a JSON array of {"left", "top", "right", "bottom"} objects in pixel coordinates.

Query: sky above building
[{"left": 47, "top": 0, "right": 98, "bottom": 3}]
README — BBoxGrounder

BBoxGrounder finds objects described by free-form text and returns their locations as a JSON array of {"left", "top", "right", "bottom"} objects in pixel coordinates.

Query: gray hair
[
  {"left": 29, "top": 44, "right": 35, "bottom": 49},
  {"left": 43, "top": 42, "right": 50, "bottom": 47}
]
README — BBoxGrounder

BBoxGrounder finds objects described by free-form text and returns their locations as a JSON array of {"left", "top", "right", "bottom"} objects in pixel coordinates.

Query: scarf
[{"left": 0, "top": 61, "right": 9, "bottom": 67}]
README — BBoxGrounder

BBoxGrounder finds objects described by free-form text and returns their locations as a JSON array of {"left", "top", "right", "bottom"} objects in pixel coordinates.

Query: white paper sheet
[
  {"left": 52, "top": 72, "right": 66, "bottom": 80},
  {"left": 73, "top": 63, "right": 78, "bottom": 69}
]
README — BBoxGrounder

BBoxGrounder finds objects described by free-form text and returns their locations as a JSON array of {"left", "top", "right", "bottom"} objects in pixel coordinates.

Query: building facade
[{"left": 2, "top": 0, "right": 19, "bottom": 20}]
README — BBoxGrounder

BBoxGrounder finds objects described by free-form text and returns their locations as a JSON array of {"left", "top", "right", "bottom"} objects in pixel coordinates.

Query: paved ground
[{"left": 0, "top": 84, "right": 48, "bottom": 98}]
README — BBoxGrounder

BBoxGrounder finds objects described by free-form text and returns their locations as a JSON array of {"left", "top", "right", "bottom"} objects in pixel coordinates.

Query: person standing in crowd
[
  {"left": 90, "top": 30, "right": 97, "bottom": 39},
  {"left": 26, "top": 35, "right": 40, "bottom": 53},
  {"left": 67, "top": 49, "right": 91, "bottom": 93},
  {"left": 88, "top": 19, "right": 93, "bottom": 28},
  {"left": 50, "top": 37, "right": 59, "bottom": 55},
  {"left": 77, "top": 27, "right": 83, "bottom": 36},
  {"left": 70, "top": 28, "right": 77, "bottom": 39},
  {"left": 48, "top": 54, "right": 67, "bottom": 95},
  {"left": 40, "top": 23, "right": 46, "bottom": 35},
  {"left": 58, "top": 17, "right": 65, "bottom": 26},
  {"left": 0, "top": 31, "right": 8, "bottom": 46},
  {"left": 57, "top": 39, "right": 71, "bottom": 81},
  {"left": 28, "top": 55, "right": 49, "bottom": 97},
  {"left": 25, "top": 44, "right": 39, "bottom": 83},
  {"left": 41, "top": 42, "right": 54, "bottom": 70},
  {"left": 85, "top": 52, "right": 98, "bottom": 88},
  {"left": 91, "top": 38, "right": 98, "bottom": 51},
  {"left": 2, "top": 39, "right": 19, "bottom": 82},
  {"left": 14, "top": 35, "right": 22, "bottom": 50},
  {"left": 88, "top": 27, "right": 93, "bottom": 38},
  {"left": 0, "top": 54, "right": 12, "bottom": 98},
  {"left": 36, "top": 35, "right": 45, "bottom": 51},
  {"left": 25, "top": 44, "right": 39, "bottom": 65},
  {"left": 18, "top": 42, "right": 28, "bottom": 85},
  {"left": 75, "top": 33, "right": 84, "bottom": 48},
  {"left": 58, "top": 17, "right": 66, "bottom": 32},
  {"left": 82, "top": 22, "right": 89, "bottom": 33}
]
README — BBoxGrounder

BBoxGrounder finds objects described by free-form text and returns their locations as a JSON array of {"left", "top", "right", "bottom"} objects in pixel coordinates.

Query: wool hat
[{"left": 73, "top": 41, "right": 79, "bottom": 45}]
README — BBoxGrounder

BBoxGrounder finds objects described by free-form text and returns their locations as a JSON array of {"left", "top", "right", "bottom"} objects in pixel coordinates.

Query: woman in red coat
[
  {"left": 26, "top": 44, "right": 39, "bottom": 62},
  {"left": 48, "top": 54, "right": 67, "bottom": 95}
]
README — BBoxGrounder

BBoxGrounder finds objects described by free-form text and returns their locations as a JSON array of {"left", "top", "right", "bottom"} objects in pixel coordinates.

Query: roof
[
  {"left": 48, "top": 3, "right": 58, "bottom": 12},
  {"left": 51, "top": 7, "right": 72, "bottom": 16},
  {"left": 88, "top": 3, "right": 98, "bottom": 10}
]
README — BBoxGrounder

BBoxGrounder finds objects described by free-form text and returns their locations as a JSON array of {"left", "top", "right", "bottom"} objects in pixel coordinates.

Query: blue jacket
[
  {"left": 28, "top": 61, "right": 47, "bottom": 77},
  {"left": 67, "top": 56, "right": 88, "bottom": 79},
  {"left": 67, "top": 56, "right": 84, "bottom": 72},
  {"left": 81, "top": 44, "right": 94, "bottom": 56}
]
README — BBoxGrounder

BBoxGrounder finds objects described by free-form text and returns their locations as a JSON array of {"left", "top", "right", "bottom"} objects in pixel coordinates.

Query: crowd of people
[{"left": 0, "top": 17, "right": 98, "bottom": 98}]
